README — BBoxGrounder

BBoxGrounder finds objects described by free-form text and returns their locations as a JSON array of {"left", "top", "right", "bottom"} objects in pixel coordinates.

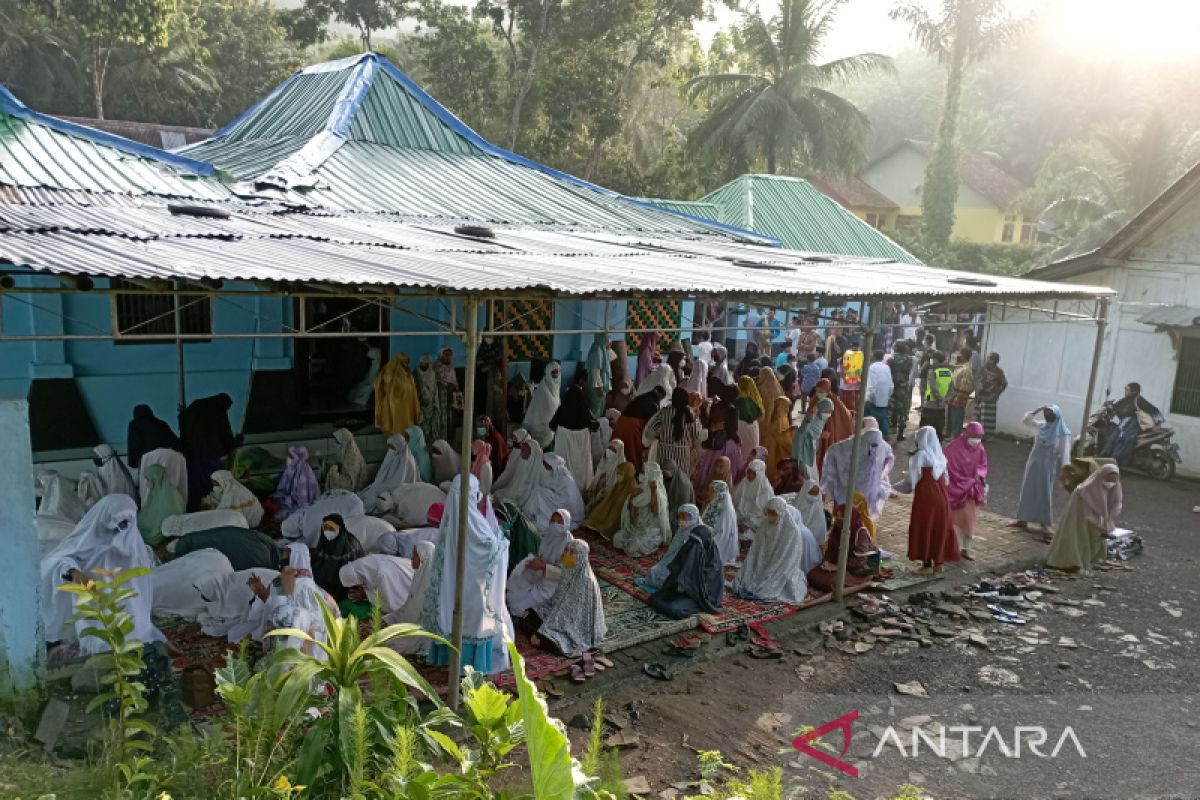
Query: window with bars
[
  {"left": 111, "top": 279, "right": 212, "bottom": 343},
  {"left": 1171, "top": 335, "right": 1200, "bottom": 417}
]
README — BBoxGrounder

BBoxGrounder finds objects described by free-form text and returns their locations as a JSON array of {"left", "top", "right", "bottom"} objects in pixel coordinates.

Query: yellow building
[{"left": 812, "top": 139, "right": 1038, "bottom": 246}]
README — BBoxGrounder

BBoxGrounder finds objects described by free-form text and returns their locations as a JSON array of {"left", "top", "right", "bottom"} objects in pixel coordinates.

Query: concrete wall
[{"left": 987, "top": 193, "right": 1200, "bottom": 476}]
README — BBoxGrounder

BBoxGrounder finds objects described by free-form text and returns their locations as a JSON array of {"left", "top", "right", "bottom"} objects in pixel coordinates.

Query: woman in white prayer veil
[
  {"left": 492, "top": 429, "right": 544, "bottom": 507},
  {"left": 686, "top": 357, "right": 709, "bottom": 401},
  {"left": 161, "top": 508, "right": 248, "bottom": 539},
  {"left": 590, "top": 409, "right": 616, "bottom": 469},
  {"left": 41, "top": 494, "right": 165, "bottom": 654},
  {"left": 523, "top": 454, "right": 586, "bottom": 531},
  {"left": 732, "top": 459, "right": 774, "bottom": 535},
  {"left": 818, "top": 418, "right": 894, "bottom": 519},
  {"left": 76, "top": 472, "right": 105, "bottom": 509},
  {"left": 613, "top": 462, "right": 671, "bottom": 557},
  {"left": 430, "top": 439, "right": 462, "bottom": 487},
  {"left": 735, "top": 497, "right": 809, "bottom": 604},
  {"left": 151, "top": 548, "right": 235, "bottom": 618},
  {"left": 790, "top": 469, "right": 828, "bottom": 547},
  {"left": 258, "top": 542, "right": 335, "bottom": 659},
  {"left": 385, "top": 541, "right": 436, "bottom": 655},
  {"left": 93, "top": 443, "right": 138, "bottom": 502},
  {"left": 587, "top": 438, "right": 626, "bottom": 506},
  {"left": 139, "top": 447, "right": 188, "bottom": 508},
  {"left": 523, "top": 362, "right": 562, "bottom": 448},
  {"left": 202, "top": 470, "right": 264, "bottom": 527},
  {"left": 359, "top": 433, "right": 419, "bottom": 513},
  {"left": 531, "top": 538, "right": 607, "bottom": 658},
  {"left": 423, "top": 474, "right": 513, "bottom": 675},
  {"left": 194, "top": 567, "right": 280, "bottom": 641},
  {"left": 281, "top": 489, "right": 365, "bottom": 548},
  {"left": 635, "top": 363, "right": 676, "bottom": 398},
  {"left": 506, "top": 509, "right": 574, "bottom": 617},
  {"left": 37, "top": 471, "right": 86, "bottom": 556},
  {"left": 324, "top": 428, "right": 367, "bottom": 492},
  {"left": 338, "top": 553, "right": 416, "bottom": 616},
  {"left": 701, "top": 479, "right": 740, "bottom": 566}
]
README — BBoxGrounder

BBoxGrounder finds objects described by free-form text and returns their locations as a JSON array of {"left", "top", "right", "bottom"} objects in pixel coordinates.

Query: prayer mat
[{"left": 577, "top": 530, "right": 868, "bottom": 635}]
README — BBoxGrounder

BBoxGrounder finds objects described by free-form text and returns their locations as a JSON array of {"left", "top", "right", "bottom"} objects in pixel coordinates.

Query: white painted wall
[{"left": 986, "top": 193, "right": 1200, "bottom": 477}]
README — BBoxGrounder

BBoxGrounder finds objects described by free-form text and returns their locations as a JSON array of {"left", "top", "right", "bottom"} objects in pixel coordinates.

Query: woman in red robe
[{"left": 892, "top": 426, "right": 960, "bottom": 574}]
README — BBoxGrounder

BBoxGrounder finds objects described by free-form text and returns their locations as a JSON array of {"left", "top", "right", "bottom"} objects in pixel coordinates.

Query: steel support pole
[
  {"left": 447, "top": 295, "right": 480, "bottom": 710},
  {"left": 1079, "top": 297, "right": 1110, "bottom": 441},
  {"left": 173, "top": 281, "right": 187, "bottom": 413},
  {"left": 834, "top": 303, "right": 877, "bottom": 603}
]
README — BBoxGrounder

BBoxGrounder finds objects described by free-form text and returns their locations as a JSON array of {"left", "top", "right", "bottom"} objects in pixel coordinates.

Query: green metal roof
[
  {"left": 179, "top": 54, "right": 771, "bottom": 240},
  {"left": 698, "top": 174, "right": 922, "bottom": 264},
  {"left": 638, "top": 197, "right": 724, "bottom": 221},
  {"left": 0, "top": 86, "right": 230, "bottom": 201}
]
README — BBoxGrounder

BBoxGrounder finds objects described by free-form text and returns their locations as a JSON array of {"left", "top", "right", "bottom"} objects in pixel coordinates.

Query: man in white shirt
[
  {"left": 786, "top": 315, "right": 803, "bottom": 356},
  {"left": 865, "top": 349, "right": 895, "bottom": 437},
  {"left": 899, "top": 305, "right": 922, "bottom": 343},
  {"left": 695, "top": 330, "right": 714, "bottom": 365}
]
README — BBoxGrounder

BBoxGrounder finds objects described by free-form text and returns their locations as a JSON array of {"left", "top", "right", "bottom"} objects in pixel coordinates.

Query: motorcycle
[{"left": 1078, "top": 399, "right": 1182, "bottom": 480}]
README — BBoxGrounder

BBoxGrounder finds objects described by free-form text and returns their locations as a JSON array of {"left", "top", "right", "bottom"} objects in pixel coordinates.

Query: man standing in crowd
[
  {"left": 974, "top": 352, "right": 1009, "bottom": 437},
  {"left": 946, "top": 350, "right": 975, "bottom": 438},
  {"left": 921, "top": 352, "right": 952, "bottom": 435},
  {"left": 865, "top": 350, "right": 894, "bottom": 436},
  {"left": 889, "top": 341, "right": 917, "bottom": 441}
]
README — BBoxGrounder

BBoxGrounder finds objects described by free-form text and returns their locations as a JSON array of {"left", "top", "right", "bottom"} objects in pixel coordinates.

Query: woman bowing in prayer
[
  {"left": 892, "top": 426, "right": 959, "bottom": 575},
  {"left": 493, "top": 429, "right": 544, "bottom": 508},
  {"left": 647, "top": 520, "right": 724, "bottom": 620},
  {"left": 273, "top": 446, "right": 320, "bottom": 521},
  {"left": 338, "top": 552, "right": 416, "bottom": 619},
  {"left": 613, "top": 462, "right": 671, "bottom": 557},
  {"left": 1012, "top": 405, "right": 1073, "bottom": 534},
  {"left": 384, "top": 541, "right": 436, "bottom": 655},
  {"left": 312, "top": 514, "right": 365, "bottom": 603},
  {"left": 423, "top": 475, "right": 514, "bottom": 676},
  {"left": 203, "top": 470, "right": 264, "bottom": 527},
  {"left": 359, "top": 434, "right": 419, "bottom": 514},
  {"left": 808, "top": 494, "right": 878, "bottom": 593},
  {"left": 582, "top": 462, "right": 638, "bottom": 537},
  {"left": 735, "top": 376, "right": 764, "bottom": 465},
  {"left": 1046, "top": 464, "right": 1121, "bottom": 573},
  {"left": 643, "top": 388, "right": 705, "bottom": 477},
  {"left": 702, "top": 479, "right": 740, "bottom": 566},
  {"left": 529, "top": 539, "right": 607, "bottom": 658},
  {"left": 507, "top": 509, "right": 574, "bottom": 618},
  {"left": 549, "top": 375, "right": 599, "bottom": 489},
  {"left": 430, "top": 440, "right": 462, "bottom": 488},
  {"left": 524, "top": 361, "right": 563, "bottom": 449},
  {"left": 612, "top": 386, "right": 666, "bottom": 473},
  {"left": 255, "top": 542, "right": 336, "bottom": 659},
  {"left": 944, "top": 421, "right": 988, "bottom": 560},
  {"left": 733, "top": 459, "right": 773, "bottom": 537},
  {"left": 736, "top": 497, "right": 811, "bottom": 604},
  {"left": 524, "top": 454, "right": 585, "bottom": 531}
]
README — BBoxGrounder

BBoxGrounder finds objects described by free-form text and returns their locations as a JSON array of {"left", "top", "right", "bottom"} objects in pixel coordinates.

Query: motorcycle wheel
[{"left": 1147, "top": 450, "right": 1176, "bottom": 481}]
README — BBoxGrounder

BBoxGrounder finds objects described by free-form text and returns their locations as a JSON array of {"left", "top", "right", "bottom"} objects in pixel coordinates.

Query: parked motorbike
[{"left": 1078, "top": 400, "right": 1182, "bottom": 480}]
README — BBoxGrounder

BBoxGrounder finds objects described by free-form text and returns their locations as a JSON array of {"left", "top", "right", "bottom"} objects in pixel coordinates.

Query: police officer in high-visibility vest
[{"left": 920, "top": 353, "right": 952, "bottom": 435}]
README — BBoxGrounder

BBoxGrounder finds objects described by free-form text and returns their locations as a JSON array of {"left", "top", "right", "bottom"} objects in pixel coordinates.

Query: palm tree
[
  {"left": 890, "top": 0, "right": 1028, "bottom": 250},
  {"left": 686, "top": 0, "right": 893, "bottom": 175}
]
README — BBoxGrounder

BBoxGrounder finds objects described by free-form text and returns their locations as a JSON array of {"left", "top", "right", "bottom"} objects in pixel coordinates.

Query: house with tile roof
[{"left": 814, "top": 139, "right": 1038, "bottom": 247}]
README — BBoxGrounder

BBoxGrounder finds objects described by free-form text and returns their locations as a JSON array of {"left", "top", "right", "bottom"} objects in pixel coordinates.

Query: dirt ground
[{"left": 556, "top": 438, "right": 1200, "bottom": 800}]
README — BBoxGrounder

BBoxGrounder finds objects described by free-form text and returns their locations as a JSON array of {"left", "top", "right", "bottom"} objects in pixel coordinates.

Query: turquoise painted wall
[{"left": 0, "top": 397, "right": 42, "bottom": 699}]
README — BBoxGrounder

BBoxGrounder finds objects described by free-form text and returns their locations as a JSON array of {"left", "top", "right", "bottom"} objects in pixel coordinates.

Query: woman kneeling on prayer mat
[
  {"left": 701, "top": 479, "right": 740, "bottom": 566},
  {"left": 253, "top": 542, "right": 337, "bottom": 660},
  {"left": 892, "top": 426, "right": 960, "bottom": 575},
  {"left": 507, "top": 509, "right": 574, "bottom": 617},
  {"left": 582, "top": 462, "right": 638, "bottom": 537},
  {"left": 735, "top": 497, "right": 811, "bottom": 604},
  {"left": 613, "top": 462, "right": 671, "bottom": 557},
  {"left": 733, "top": 458, "right": 773, "bottom": 538},
  {"left": 1046, "top": 464, "right": 1122, "bottom": 574},
  {"left": 385, "top": 541, "right": 436, "bottom": 655},
  {"left": 520, "top": 539, "right": 607, "bottom": 658},
  {"left": 647, "top": 520, "right": 725, "bottom": 620},
  {"left": 639, "top": 504, "right": 702, "bottom": 593},
  {"left": 807, "top": 494, "right": 878, "bottom": 593},
  {"left": 422, "top": 474, "right": 514, "bottom": 676},
  {"left": 338, "top": 552, "right": 416, "bottom": 621}
]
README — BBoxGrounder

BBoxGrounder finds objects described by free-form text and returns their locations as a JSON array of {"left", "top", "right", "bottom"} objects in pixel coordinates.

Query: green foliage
[
  {"left": 304, "top": 0, "right": 410, "bottom": 50},
  {"left": 58, "top": 568, "right": 156, "bottom": 798},
  {"left": 893, "top": 229, "right": 1045, "bottom": 275},
  {"left": 686, "top": 0, "right": 893, "bottom": 175},
  {"left": 890, "top": 785, "right": 929, "bottom": 800},
  {"left": 919, "top": 137, "right": 960, "bottom": 251},
  {"left": 696, "top": 748, "right": 736, "bottom": 781}
]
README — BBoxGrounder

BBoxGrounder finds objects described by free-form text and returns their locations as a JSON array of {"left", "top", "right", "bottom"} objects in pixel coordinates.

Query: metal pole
[
  {"left": 447, "top": 295, "right": 480, "bottom": 710},
  {"left": 835, "top": 303, "right": 877, "bottom": 603},
  {"left": 1079, "top": 296, "right": 1110, "bottom": 440},
  {"left": 173, "top": 281, "right": 186, "bottom": 412}
]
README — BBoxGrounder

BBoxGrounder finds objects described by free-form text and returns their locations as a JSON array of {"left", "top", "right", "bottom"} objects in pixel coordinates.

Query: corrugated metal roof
[
  {"left": 1137, "top": 306, "right": 1200, "bottom": 328},
  {"left": 699, "top": 174, "right": 922, "bottom": 264},
  {"left": 0, "top": 201, "right": 1115, "bottom": 301},
  {"left": 0, "top": 90, "right": 230, "bottom": 202},
  {"left": 639, "top": 198, "right": 724, "bottom": 220}
]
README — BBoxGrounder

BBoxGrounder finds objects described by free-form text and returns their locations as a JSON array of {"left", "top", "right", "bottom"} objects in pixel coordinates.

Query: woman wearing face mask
[
  {"left": 943, "top": 421, "right": 988, "bottom": 560},
  {"left": 1012, "top": 404, "right": 1073, "bottom": 534},
  {"left": 474, "top": 415, "right": 508, "bottom": 473},
  {"left": 530, "top": 539, "right": 607, "bottom": 660},
  {"left": 702, "top": 479, "right": 740, "bottom": 566},
  {"left": 810, "top": 379, "right": 854, "bottom": 479},
  {"left": 639, "top": 504, "right": 702, "bottom": 592},
  {"left": 1046, "top": 464, "right": 1122, "bottom": 573},
  {"left": 311, "top": 514, "right": 364, "bottom": 602},
  {"left": 470, "top": 440, "right": 494, "bottom": 497},
  {"left": 507, "top": 509, "right": 574, "bottom": 617}
]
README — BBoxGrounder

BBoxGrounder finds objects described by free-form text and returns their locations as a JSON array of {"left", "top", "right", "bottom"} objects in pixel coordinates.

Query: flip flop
[
  {"left": 570, "top": 664, "right": 587, "bottom": 684},
  {"left": 592, "top": 653, "right": 615, "bottom": 669},
  {"left": 662, "top": 645, "right": 696, "bottom": 658},
  {"left": 748, "top": 645, "right": 783, "bottom": 659},
  {"left": 581, "top": 653, "right": 597, "bottom": 678},
  {"left": 537, "top": 679, "right": 563, "bottom": 699},
  {"left": 643, "top": 662, "right": 679, "bottom": 681}
]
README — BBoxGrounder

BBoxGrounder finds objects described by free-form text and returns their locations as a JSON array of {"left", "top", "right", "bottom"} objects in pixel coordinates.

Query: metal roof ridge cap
[{"left": 1, "top": 85, "right": 218, "bottom": 177}]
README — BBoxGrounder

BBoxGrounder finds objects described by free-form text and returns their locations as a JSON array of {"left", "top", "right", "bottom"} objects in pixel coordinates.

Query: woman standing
[
  {"left": 1046, "top": 464, "right": 1121, "bottom": 573},
  {"left": 1012, "top": 405, "right": 1073, "bottom": 534},
  {"left": 763, "top": 396, "right": 796, "bottom": 483},
  {"left": 549, "top": 378, "right": 599, "bottom": 489},
  {"left": 612, "top": 386, "right": 666, "bottom": 473},
  {"left": 644, "top": 388, "right": 705, "bottom": 476},
  {"left": 523, "top": 362, "right": 563, "bottom": 449},
  {"left": 636, "top": 332, "right": 660, "bottom": 386},
  {"left": 735, "top": 376, "right": 764, "bottom": 464},
  {"left": 812, "top": 379, "right": 855, "bottom": 478},
  {"left": 423, "top": 475, "right": 513, "bottom": 675},
  {"left": 892, "top": 427, "right": 959, "bottom": 575},
  {"left": 944, "top": 421, "right": 988, "bottom": 560}
]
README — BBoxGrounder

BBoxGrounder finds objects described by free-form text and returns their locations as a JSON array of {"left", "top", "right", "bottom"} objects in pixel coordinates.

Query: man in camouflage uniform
[{"left": 889, "top": 340, "right": 917, "bottom": 442}]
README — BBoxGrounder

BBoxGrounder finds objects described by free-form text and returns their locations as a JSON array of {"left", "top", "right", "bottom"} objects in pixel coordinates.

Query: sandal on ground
[
  {"left": 592, "top": 652, "right": 615, "bottom": 669},
  {"left": 662, "top": 644, "right": 696, "bottom": 658},
  {"left": 748, "top": 645, "right": 784, "bottom": 659},
  {"left": 537, "top": 679, "right": 563, "bottom": 698},
  {"left": 643, "top": 662, "right": 681, "bottom": 681},
  {"left": 961, "top": 549, "right": 975, "bottom": 561},
  {"left": 1007, "top": 521, "right": 1028, "bottom": 529},
  {"left": 581, "top": 653, "right": 597, "bottom": 678},
  {"left": 570, "top": 664, "right": 587, "bottom": 684}
]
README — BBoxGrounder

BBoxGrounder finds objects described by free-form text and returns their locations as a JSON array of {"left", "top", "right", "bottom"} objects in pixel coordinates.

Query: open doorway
[{"left": 292, "top": 297, "right": 388, "bottom": 422}]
